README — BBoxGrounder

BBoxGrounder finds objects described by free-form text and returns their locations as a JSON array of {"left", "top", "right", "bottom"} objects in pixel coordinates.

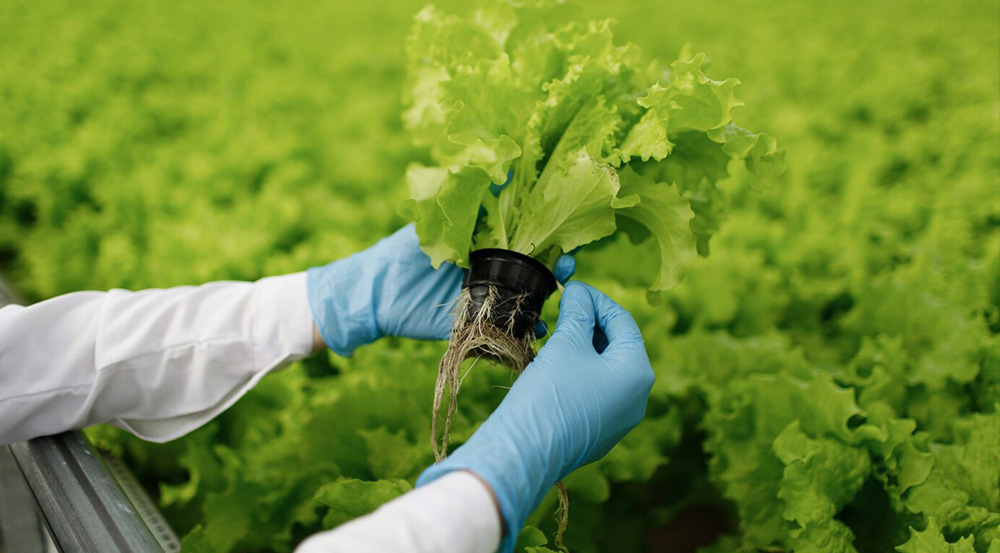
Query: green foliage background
[{"left": 1, "top": 0, "right": 997, "bottom": 552}]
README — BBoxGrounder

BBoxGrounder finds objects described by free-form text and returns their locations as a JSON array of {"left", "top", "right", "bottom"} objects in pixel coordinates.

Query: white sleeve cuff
[
  {"left": 254, "top": 272, "right": 316, "bottom": 362},
  {"left": 296, "top": 471, "right": 501, "bottom": 553}
]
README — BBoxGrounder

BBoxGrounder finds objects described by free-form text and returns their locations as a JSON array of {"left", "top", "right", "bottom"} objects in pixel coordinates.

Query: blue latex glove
[
  {"left": 307, "top": 225, "right": 576, "bottom": 356},
  {"left": 416, "top": 281, "right": 654, "bottom": 552}
]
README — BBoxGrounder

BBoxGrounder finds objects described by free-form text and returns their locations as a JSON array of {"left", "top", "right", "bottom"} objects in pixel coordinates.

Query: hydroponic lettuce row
[
  {"left": 399, "top": 2, "right": 785, "bottom": 292},
  {"left": 3, "top": 0, "right": 997, "bottom": 552}
]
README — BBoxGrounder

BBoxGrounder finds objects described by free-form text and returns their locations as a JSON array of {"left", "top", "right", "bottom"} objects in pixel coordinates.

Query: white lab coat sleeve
[
  {"left": 296, "top": 471, "right": 502, "bottom": 553},
  {"left": 0, "top": 273, "right": 315, "bottom": 444},
  {"left": 1, "top": 274, "right": 504, "bottom": 553}
]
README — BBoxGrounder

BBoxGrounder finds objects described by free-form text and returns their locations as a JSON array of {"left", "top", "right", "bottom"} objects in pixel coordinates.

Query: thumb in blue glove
[{"left": 416, "top": 281, "right": 654, "bottom": 552}]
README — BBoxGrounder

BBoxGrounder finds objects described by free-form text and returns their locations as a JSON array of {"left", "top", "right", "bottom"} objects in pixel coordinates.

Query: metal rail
[
  {"left": 0, "top": 445, "right": 51, "bottom": 553},
  {"left": 0, "top": 277, "right": 175, "bottom": 553}
]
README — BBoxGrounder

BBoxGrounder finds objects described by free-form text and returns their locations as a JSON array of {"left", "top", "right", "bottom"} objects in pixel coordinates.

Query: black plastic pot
[{"left": 463, "top": 249, "right": 558, "bottom": 338}]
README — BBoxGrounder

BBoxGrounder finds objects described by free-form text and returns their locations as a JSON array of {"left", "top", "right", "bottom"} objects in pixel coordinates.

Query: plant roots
[
  {"left": 555, "top": 481, "right": 570, "bottom": 553},
  {"left": 432, "top": 286, "right": 534, "bottom": 461},
  {"left": 431, "top": 285, "right": 570, "bottom": 551}
]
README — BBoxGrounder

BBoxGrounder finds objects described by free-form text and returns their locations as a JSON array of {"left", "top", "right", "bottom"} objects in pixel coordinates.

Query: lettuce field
[{"left": 1, "top": 0, "right": 998, "bottom": 552}]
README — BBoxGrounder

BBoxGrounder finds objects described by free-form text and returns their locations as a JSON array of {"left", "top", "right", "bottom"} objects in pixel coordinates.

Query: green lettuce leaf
[
  {"left": 904, "top": 411, "right": 1000, "bottom": 552},
  {"left": 702, "top": 368, "right": 908, "bottom": 551},
  {"left": 314, "top": 478, "right": 413, "bottom": 528},
  {"left": 399, "top": 165, "right": 493, "bottom": 267},
  {"left": 773, "top": 421, "right": 869, "bottom": 553},
  {"left": 358, "top": 426, "right": 432, "bottom": 480},
  {"left": 896, "top": 518, "right": 979, "bottom": 553},
  {"left": 615, "top": 166, "right": 696, "bottom": 292},
  {"left": 509, "top": 150, "right": 632, "bottom": 255}
]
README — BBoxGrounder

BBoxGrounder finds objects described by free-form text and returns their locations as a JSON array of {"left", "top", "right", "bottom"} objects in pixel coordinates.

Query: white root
[{"left": 431, "top": 286, "right": 534, "bottom": 461}]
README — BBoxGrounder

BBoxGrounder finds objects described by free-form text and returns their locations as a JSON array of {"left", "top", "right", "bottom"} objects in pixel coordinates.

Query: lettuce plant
[
  {"left": 398, "top": 3, "right": 785, "bottom": 545},
  {"left": 400, "top": 1, "right": 785, "bottom": 294}
]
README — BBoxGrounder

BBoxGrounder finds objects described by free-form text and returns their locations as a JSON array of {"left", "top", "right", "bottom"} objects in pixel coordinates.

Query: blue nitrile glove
[
  {"left": 307, "top": 225, "right": 576, "bottom": 356},
  {"left": 416, "top": 281, "right": 654, "bottom": 552}
]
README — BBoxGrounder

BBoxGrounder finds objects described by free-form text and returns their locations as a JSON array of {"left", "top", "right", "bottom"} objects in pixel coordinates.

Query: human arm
[
  {"left": 295, "top": 281, "right": 653, "bottom": 553},
  {"left": 0, "top": 224, "right": 595, "bottom": 553},
  {"left": 0, "top": 273, "right": 314, "bottom": 445},
  {"left": 0, "top": 274, "right": 503, "bottom": 551},
  {"left": 0, "top": 225, "right": 570, "bottom": 444}
]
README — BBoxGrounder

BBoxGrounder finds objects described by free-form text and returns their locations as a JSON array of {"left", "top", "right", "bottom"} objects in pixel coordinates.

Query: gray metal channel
[{"left": 0, "top": 445, "right": 53, "bottom": 553}]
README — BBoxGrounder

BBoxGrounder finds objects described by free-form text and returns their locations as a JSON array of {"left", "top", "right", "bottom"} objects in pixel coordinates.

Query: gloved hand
[
  {"left": 415, "top": 281, "right": 654, "bottom": 552},
  {"left": 307, "top": 225, "right": 576, "bottom": 356}
]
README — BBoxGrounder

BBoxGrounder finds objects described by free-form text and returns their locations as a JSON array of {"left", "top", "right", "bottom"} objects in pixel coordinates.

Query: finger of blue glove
[
  {"left": 588, "top": 288, "right": 644, "bottom": 361},
  {"left": 534, "top": 320, "right": 548, "bottom": 338},
  {"left": 554, "top": 254, "right": 576, "bottom": 284},
  {"left": 546, "top": 282, "right": 599, "bottom": 349}
]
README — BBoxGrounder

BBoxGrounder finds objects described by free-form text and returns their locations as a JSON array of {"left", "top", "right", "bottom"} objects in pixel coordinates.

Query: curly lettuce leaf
[
  {"left": 615, "top": 166, "right": 696, "bottom": 292},
  {"left": 314, "top": 478, "right": 413, "bottom": 528},
  {"left": 509, "top": 150, "right": 632, "bottom": 255},
  {"left": 398, "top": 165, "right": 493, "bottom": 267},
  {"left": 896, "top": 518, "right": 981, "bottom": 553},
  {"left": 701, "top": 367, "right": 934, "bottom": 552},
  {"left": 773, "top": 421, "right": 870, "bottom": 552},
  {"left": 619, "top": 53, "right": 742, "bottom": 163},
  {"left": 904, "top": 411, "right": 1000, "bottom": 552}
]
